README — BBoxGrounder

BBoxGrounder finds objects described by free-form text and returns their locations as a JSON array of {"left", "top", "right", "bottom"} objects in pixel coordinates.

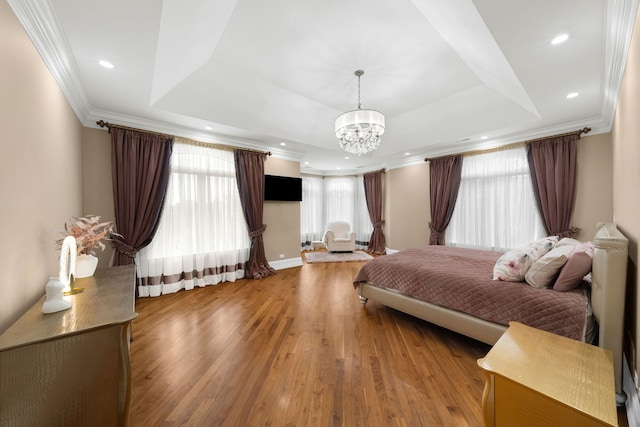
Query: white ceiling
[{"left": 9, "top": 0, "right": 638, "bottom": 174}]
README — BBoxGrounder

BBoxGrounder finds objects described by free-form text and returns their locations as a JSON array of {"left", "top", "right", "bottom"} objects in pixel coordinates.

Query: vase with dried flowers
[{"left": 56, "top": 215, "right": 119, "bottom": 278}]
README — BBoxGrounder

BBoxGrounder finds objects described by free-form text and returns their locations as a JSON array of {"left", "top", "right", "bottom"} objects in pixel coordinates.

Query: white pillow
[
  {"left": 526, "top": 236, "right": 559, "bottom": 262},
  {"left": 493, "top": 249, "right": 533, "bottom": 282},
  {"left": 524, "top": 245, "right": 575, "bottom": 288},
  {"left": 555, "top": 237, "right": 581, "bottom": 249}
]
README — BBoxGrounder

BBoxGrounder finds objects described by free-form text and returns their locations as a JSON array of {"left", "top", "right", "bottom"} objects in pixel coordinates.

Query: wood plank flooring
[
  {"left": 129, "top": 257, "right": 491, "bottom": 426},
  {"left": 128, "top": 255, "right": 629, "bottom": 426}
]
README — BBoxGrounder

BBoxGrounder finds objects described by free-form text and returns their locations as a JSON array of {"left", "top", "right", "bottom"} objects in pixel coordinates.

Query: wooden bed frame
[{"left": 357, "top": 222, "right": 629, "bottom": 401}]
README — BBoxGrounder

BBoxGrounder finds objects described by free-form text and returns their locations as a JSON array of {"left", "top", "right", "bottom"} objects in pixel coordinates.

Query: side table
[{"left": 477, "top": 321, "right": 617, "bottom": 426}]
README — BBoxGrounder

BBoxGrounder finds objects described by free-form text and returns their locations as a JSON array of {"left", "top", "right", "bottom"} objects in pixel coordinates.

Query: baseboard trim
[
  {"left": 270, "top": 257, "right": 303, "bottom": 270},
  {"left": 624, "top": 353, "right": 640, "bottom": 426}
]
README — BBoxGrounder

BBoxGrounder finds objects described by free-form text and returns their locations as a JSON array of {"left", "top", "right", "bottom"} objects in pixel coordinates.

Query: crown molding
[
  {"left": 8, "top": 0, "right": 91, "bottom": 122},
  {"left": 600, "top": 0, "right": 639, "bottom": 130},
  {"left": 87, "top": 109, "right": 304, "bottom": 162}
]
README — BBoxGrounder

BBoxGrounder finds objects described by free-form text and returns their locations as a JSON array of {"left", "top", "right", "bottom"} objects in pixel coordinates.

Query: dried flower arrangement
[{"left": 57, "top": 215, "right": 119, "bottom": 256}]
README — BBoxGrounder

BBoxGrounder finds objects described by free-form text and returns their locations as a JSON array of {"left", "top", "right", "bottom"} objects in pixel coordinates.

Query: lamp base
[{"left": 63, "top": 287, "right": 84, "bottom": 296}]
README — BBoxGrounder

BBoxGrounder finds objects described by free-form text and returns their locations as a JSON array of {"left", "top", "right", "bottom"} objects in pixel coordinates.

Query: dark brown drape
[
  {"left": 526, "top": 134, "right": 579, "bottom": 238},
  {"left": 234, "top": 149, "right": 275, "bottom": 279},
  {"left": 428, "top": 155, "right": 463, "bottom": 245},
  {"left": 363, "top": 170, "right": 386, "bottom": 254},
  {"left": 110, "top": 127, "right": 173, "bottom": 266}
]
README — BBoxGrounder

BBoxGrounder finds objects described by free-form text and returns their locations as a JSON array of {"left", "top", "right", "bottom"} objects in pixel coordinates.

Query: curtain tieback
[
  {"left": 249, "top": 224, "right": 267, "bottom": 238},
  {"left": 555, "top": 227, "right": 581, "bottom": 238},
  {"left": 429, "top": 224, "right": 442, "bottom": 240},
  {"left": 113, "top": 239, "right": 137, "bottom": 259},
  {"left": 373, "top": 221, "right": 385, "bottom": 228}
]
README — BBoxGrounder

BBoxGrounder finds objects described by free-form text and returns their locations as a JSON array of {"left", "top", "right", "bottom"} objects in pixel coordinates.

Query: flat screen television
[{"left": 264, "top": 175, "right": 302, "bottom": 201}]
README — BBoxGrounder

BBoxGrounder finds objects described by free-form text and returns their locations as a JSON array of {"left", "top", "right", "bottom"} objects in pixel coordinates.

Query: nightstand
[{"left": 477, "top": 321, "right": 617, "bottom": 427}]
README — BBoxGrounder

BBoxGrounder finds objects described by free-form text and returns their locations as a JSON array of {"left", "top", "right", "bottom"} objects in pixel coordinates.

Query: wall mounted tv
[{"left": 264, "top": 175, "right": 302, "bottom": 201}]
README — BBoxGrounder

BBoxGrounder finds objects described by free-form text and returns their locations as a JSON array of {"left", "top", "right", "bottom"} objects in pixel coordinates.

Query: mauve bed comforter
[{"left": 353, "top": 245, "right": 589, "bottom": 341}]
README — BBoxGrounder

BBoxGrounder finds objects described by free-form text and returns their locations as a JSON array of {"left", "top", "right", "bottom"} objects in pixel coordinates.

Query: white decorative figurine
[
  {"left": 42, "top": 277, "right": 71, "bottom": 314},
  {"left": 42, "top": 236, "right": 76, "bottom": 314}
]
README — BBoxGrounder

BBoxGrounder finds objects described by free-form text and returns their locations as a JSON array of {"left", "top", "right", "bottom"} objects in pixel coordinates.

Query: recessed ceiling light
[
  {"left": 481, "top": 136, "right": 488, "bottom": 140},
  {"left": 99, "top": 60, "right": 114, "bottom": 69},
  {"left": 566, "top": 92, "right": 579, "bottom": 99},
  {"left": 205, "top": 126, "right": 213, "bottom": 130},
  {"left": 551, "top": 34, "right": 569, "bottom": 45},
  {"left": 280, "top": 142, "right": 286, "bottom": 146},
  {"left": 304, "top": 161, "right": 309, "bottom": 165},
  {"left": 404, "top": 152, "right": 410, "bottom": 156},
  {"left": 344, "top": 156, "right": 349, "bottom": 160}
]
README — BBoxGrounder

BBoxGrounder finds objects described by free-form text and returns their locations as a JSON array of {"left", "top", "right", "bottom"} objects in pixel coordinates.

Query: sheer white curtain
[
  {"left": 300, "top": 175, "right": 324, "bottom": 250},
  {"left": 354, "top": 176, "right": 373, "bottom": 248},
  {"left": 324, "top": 176, "right": 371, "bottom": 249},
  {"left": 300, "top": 175, "right": 372, "bottom": 250},
  {"left": 136, "top": 143, "right": 250, "bottom": 297},
  {"left": 446, "top": 147, "right": 545, "bottom": 251},
  {"left": 323, "top": 176, "right": 356, "bottom": 225}
]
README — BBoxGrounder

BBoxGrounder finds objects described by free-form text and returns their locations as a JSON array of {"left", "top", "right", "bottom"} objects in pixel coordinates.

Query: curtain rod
[
  {"left": 174, "top": 137, "right": 271, "bottom": 156},
  {"left": 523, "top": 126, "right": 591, "bottom": 144},
  {"left": 301, "top": 168, "right": 386, "bottom": 179},
  {"left": 96, "top": 120, "right": 271, "bottom": 156},
  {"left": 424, "top": 127, "right": 591, "bottom": 163},
  {"left": 364, "top": 168, "right": 386, "bottom": 175},
  {"left": 96, "top": 120, "right": 174, "bottom": 139}
]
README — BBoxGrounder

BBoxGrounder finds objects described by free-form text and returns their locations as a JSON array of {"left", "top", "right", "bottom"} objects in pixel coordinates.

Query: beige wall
[
  {"left": 82, "top": 127, "right": 114, "bottom": 269},
  {"left": 385, "top": 163, "right": 430, "bottom": 250},
  {"left": 573, "top": 133, "right": 614, "bottom": 241},
  {"left": 264, "top": 157, "right": 301, "bottom": 261},
  {"left": 612, "top": 2, "right": 640, "bottom": 381},
  {"left": 0, "top": 2, "right": 83, "bottom": 332}
]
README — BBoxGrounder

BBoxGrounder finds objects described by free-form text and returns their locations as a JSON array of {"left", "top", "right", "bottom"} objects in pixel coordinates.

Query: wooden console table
[
  {"left": 0, "top": 265, "right": 137, "bottom": 426},
  {"left": 477, "top": 322, "right": 617, "bottom": 427}
]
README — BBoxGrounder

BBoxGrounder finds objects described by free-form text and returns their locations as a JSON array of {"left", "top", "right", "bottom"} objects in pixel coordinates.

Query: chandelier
[{"left": 335, "top": 70, "right": 385, "bottom": 156}]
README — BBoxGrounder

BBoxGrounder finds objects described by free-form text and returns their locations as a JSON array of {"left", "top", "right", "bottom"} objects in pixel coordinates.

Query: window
[
  {"left": 300, "top": 175, "right": 371, "bottom": 250},
  {"left": 136, "top": 143, "right": 250, "bottom": 297},
  {"left": 300, "top": 175, "right": 324, "bottom": 249},
  {"left": 445, "top": 147, "right": 545, "bottom": 251}
]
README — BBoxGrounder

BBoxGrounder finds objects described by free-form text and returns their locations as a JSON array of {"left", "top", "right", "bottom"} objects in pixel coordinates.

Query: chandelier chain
[{"left": 357, "top": 72, "right": 361, "bottom": 110}]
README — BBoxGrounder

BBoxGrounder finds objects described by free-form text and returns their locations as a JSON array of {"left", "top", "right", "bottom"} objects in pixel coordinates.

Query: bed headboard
[{"left": 591, "top": 222, "right": 629, "bottom": 400}]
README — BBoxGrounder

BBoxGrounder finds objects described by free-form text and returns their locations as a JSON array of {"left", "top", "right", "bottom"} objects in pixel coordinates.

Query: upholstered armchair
[{"left": 322, "top": 221, "right": 356, "bottom": 252}]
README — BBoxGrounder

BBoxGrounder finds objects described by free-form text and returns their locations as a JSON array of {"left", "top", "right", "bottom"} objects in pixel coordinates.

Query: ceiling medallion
[{"left": 335, "top": 70, "right": 385, "bottom": 156}]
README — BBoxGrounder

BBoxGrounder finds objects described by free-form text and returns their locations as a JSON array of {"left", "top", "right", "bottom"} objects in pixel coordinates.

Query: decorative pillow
[
  {"left": 493, "top": 249, "right": 533, "bottom": 281},
  {"left": 526, "top": 236, "right": 559, "bottom": 262},
  {"left": 553, "top": 242, "right": 594, "bottom": 291},
  {"left": 524, "top": 245, "right": 574, "bottom": 288},
  {"left": 555, "top": 237, "right": 581, "bottom": 249}
]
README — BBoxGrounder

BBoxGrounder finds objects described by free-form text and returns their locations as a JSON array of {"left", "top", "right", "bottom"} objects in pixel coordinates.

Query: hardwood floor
[
  {"left": 130, "top": 258, "right": 490, "bottom": 426},
  {"left": 129, "top": 256, "right": 629, "bottom": 426}
]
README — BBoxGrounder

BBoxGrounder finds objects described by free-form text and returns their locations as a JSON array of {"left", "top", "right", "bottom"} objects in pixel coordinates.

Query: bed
[{"left": 354, "top": 222, "right": 629, "bottom": 401}]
